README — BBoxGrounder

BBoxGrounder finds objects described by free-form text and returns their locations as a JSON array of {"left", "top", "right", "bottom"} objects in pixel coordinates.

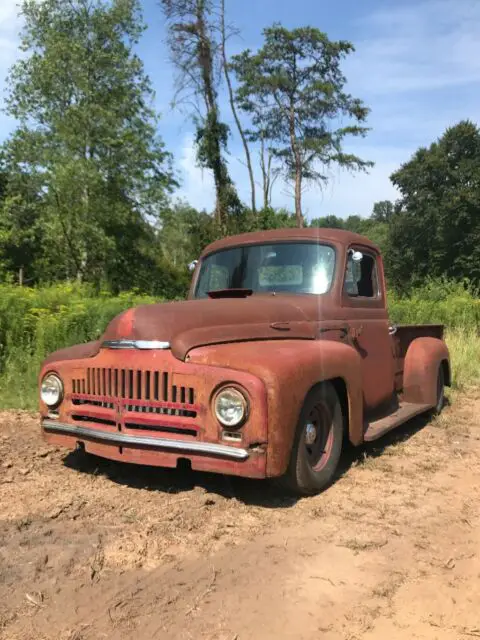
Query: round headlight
[
  {"left": 41, "top": 374, "right": 63, "bottom": 408},
  {"left": 214, "top": 387, "right": 248, "bottom": 428}
]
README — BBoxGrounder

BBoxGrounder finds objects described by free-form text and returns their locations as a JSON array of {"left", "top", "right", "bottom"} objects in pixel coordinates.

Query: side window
[{"left": 344, "top": 252, "right": 379, "bottom": 298}]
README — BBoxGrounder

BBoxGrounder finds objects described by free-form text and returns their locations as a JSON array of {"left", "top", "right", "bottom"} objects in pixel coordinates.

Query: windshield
[{"left": 194, "top": 242, "right": 336, "bottom": 298}]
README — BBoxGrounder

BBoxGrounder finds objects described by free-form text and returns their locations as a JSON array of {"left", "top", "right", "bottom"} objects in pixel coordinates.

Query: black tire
[
  {"left": 433, "top": 366, "right": 445, "bottom": 415},
  {"left": 280, "top": 382, "right": 344, "bottom": 496}
]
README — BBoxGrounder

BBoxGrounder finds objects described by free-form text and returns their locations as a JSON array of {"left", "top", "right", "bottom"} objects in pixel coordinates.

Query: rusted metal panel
[
  {"left": 188, "top": 339, "right": 364, "bottom": 476},
  {"left": 402, "top": 337, "right": 450, "bottom": 405},
  {"left": 40, "top": 348, "right": 268, "bottom": 478}
]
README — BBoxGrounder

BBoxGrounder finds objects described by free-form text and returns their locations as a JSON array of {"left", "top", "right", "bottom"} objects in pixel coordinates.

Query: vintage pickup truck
[{"left": 39, "top": 229, "right": 450, "bottom": 495}]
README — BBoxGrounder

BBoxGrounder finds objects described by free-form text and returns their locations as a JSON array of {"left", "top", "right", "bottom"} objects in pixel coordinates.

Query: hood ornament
[{"left": 102, "top": 340, "right": 171, "bottom": 350}]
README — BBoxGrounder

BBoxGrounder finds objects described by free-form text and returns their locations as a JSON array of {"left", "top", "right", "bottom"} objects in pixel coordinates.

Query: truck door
[{"left": 342, "top": 247, "right": 396, "bottom": 412}]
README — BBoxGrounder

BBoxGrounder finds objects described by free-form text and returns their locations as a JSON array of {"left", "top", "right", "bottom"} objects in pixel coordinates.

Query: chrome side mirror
[
  {"left": 188, "top": 260, "right": 198, "bottom": 272},
  {"left": 351, "top": 251, "right": 363, "bottom": 263},
  {"left": 389, "top": 324, "right": 398, "bottom": 336}
]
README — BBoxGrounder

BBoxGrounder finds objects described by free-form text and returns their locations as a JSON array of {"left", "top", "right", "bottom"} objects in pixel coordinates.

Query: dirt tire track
[{"left": 1, "top": 391, "right": 479, "bottom": 639}]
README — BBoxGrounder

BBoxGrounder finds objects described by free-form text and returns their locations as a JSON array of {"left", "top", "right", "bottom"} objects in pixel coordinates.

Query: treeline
[{"left": 1, "top": 1, "right": 480, "bottom": 296}]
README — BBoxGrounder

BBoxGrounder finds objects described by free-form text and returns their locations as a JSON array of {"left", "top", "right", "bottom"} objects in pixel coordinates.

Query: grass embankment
[{"left": 0, "top": 281, "right": 479, "bottom": 410}]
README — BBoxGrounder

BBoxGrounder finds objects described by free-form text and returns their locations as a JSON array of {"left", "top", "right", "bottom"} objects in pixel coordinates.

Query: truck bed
[{"left": 393, "top": 324, "right": 444, "bottom": 358}]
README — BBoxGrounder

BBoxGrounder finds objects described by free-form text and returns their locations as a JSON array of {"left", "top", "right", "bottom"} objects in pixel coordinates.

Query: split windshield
[{"left": 194, "top": 242, "right": 336, "bottom": 298}]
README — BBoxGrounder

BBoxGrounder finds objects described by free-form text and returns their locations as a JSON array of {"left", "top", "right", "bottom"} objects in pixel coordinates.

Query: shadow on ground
[{"left": 64, "top": 410, "right": 437, "bottom": 509}]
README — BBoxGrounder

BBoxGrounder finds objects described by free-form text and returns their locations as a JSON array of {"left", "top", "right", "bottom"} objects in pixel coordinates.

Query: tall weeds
[{"left": 0, "top": 284, "right": 157, "bottom": 409}]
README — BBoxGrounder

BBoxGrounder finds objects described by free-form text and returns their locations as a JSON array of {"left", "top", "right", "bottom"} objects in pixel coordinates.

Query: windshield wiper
[{"left": 207, "top": 288, "right": 253, "bottom": 299}]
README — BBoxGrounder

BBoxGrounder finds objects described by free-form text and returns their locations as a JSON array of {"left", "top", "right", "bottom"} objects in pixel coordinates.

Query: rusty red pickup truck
[{"left": 39, "top": 229, "right": 450, "bottom": 495}]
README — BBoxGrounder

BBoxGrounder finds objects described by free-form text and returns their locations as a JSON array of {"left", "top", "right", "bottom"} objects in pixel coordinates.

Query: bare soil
[{"left": 1, "top": 390, "right": 480, "bottom": 640}]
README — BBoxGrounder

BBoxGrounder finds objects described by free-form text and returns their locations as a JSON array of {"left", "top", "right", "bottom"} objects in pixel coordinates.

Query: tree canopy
[
  {"left": 1, "top": 0, "right": 175, "bottom": 288},
  {"left": 387, "top": 120, "right": 480, "bottom": 290},
  {"left": 231, "top": 25, "right": 373, "bottom": 227},
  {"left": 0, "top": 1, "right": 477, "bottom": 297}
]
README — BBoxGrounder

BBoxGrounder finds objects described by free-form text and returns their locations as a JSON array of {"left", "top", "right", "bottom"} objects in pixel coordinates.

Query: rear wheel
[{"left": 280, "top": 382, "right": 344, "bottom": 496}]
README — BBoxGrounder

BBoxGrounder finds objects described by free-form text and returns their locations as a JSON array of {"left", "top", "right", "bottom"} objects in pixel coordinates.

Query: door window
[{"left": 344, "top": 252, "right": 379, "bottom": 298}]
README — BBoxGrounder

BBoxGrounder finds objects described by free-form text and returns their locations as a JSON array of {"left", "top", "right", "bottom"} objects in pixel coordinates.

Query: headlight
[
  {"left": 214, "top": 387, "right": 248, "bottom": 428},
  {"left": 40, "top": 374, "right": 64, "bottom": 408}
]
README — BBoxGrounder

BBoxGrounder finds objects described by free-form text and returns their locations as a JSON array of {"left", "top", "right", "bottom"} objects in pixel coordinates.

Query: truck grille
[{"left": 71, "top": 367, "right": 195, "bottom": 406}]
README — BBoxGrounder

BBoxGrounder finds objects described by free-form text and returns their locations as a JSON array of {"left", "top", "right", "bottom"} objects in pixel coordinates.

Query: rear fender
[
  {"left": 187, "top": 339, "right": 364, "bottom": 477},
  {"left": 403, "top": 337, "right": 450, "bottom": 406}
]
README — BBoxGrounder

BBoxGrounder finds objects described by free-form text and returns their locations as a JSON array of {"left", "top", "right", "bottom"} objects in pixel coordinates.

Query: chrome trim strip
[
  {"left": 102, "top": 340, "right": 171, "bottom": 350},
  {"left": 42, "top": 421, "right": 249, "bottom": 460}
]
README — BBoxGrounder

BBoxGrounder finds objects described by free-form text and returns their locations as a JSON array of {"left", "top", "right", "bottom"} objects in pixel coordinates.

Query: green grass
[
  {"left": 445, "top": 328, "right": 480, "bottom": 392},
  {"left": 388, "top": 278, "right": 480, "bottom": 328},
  {"left": 0, "top": 281, "right": 478, "bottom": 410}
]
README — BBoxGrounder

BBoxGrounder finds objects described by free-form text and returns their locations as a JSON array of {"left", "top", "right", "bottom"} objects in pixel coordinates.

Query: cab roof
[{"left": 201, "top": 227, "right": 379, "bottom": 257}]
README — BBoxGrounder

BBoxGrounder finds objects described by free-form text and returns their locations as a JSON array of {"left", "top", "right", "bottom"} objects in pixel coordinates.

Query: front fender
[
  {"left": 41, "top": 341, "right": 101, "bottom": 369},
  {"left": 188, "top": 339, "right": 364, "bottom": 477},
  {"left": 403, "top": 337, "right": 450, "bottom": 406}
]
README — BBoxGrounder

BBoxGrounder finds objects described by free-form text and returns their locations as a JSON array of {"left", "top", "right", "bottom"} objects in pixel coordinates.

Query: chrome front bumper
[{"left": 42, "top": 420, "right": 249, "bottom": 461}]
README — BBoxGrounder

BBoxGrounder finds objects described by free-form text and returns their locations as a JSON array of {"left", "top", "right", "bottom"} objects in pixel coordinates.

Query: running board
[{"left": 364, "top": 402, "right": 432, "bottom": 442}]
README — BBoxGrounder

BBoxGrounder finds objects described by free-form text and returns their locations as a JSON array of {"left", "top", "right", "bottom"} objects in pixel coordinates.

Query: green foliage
[
  {"left": 388, "top": 120, "right": 480, "bottom": 291},
  {"left": 388, "top": 278, "right": 480, "bottom": 328},
  {"left": 231, "top": 24, "right": 372, "bottom": 225},
  {"left": 309, "top": 212, "right": 389, "bottom": 254},
  {"left": 372, "top": 200, "right": 394, "bottom": 223},
  {"left": 0, "top": 283, "right": 158, "bottom": 409},
  {"left": 443, "top": 328, "right": 480, "bottom": 391},
  {"left": 2, "top": 0, "right": 175, "bottom": 287}
]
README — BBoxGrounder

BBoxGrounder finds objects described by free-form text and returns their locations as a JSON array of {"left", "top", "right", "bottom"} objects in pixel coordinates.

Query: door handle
[{"left": 349, "top": 325, "right": 363, "bottom": 340}]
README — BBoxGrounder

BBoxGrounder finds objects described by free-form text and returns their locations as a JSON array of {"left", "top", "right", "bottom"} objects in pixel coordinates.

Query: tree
[
  {"left": 231, "top": 25, "right": 373, "bottom": 228},
  {"left": 161, "top": 0, "right": 240, "bottom": 225},
  {"left": 0, "top": 157, "right": 46, "bottom": 283},
  {"left": 219, "top": 0, "right": 256, "bottom": 214},
  {"left": 372, "top": 200, "right": 394, "bottom": 223},
  {"left": 388, "top": 120, "right": 480, "bottom": 290},
  {"left": 310, "top": 214, "right": 344, "bottom": 229},
  {"left": 4, "top": 0, "right": 174, "bottom": 286}
]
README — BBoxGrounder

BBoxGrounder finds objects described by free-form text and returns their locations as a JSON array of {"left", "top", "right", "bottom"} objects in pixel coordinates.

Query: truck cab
[{"left": 39, "top": 229, "right": 450, "bottom": 495}]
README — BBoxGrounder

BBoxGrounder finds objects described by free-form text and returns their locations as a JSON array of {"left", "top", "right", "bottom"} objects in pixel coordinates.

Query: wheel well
[
  {"left": 441, "top": 359, "right": 451, "bottom": 387},
  {"left": 329, "top": 377, "right": 349, "bottom": 438}
]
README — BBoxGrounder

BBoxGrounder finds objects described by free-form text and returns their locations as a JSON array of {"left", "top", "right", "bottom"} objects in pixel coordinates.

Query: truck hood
[{"left": 102, "top": 296, "right": 316, "bottom": 360}]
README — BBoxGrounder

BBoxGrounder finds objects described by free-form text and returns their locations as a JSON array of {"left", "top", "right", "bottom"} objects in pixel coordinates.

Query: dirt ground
[{"left": 1, "top": 390, "right": 480, "bottom": 640}]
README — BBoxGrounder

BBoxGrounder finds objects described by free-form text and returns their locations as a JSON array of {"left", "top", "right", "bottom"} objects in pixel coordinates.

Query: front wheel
[{"left": 280, "top": 382, "right": 344, "bottom": 496}]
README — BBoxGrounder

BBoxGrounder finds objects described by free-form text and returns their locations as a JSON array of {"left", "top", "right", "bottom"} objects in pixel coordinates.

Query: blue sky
[{"left": 1, "top": 0, "right": 479, "bottom": 220}]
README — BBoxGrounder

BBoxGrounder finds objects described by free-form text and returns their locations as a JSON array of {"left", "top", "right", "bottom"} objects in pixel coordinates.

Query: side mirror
[
  {"left": 188, "top": 260, "right": 198, "bottom": 272},
  {"left": 351, "top": 251, "right": 363, "bottom": 263}
]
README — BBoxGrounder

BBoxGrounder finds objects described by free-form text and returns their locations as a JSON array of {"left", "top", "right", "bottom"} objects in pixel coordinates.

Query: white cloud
[
  {"left": 346, "top": 0, "right": 480, "bottom": 94},
  {"left": 175, "top": 134, "right": 215, "bottom": 210}
]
